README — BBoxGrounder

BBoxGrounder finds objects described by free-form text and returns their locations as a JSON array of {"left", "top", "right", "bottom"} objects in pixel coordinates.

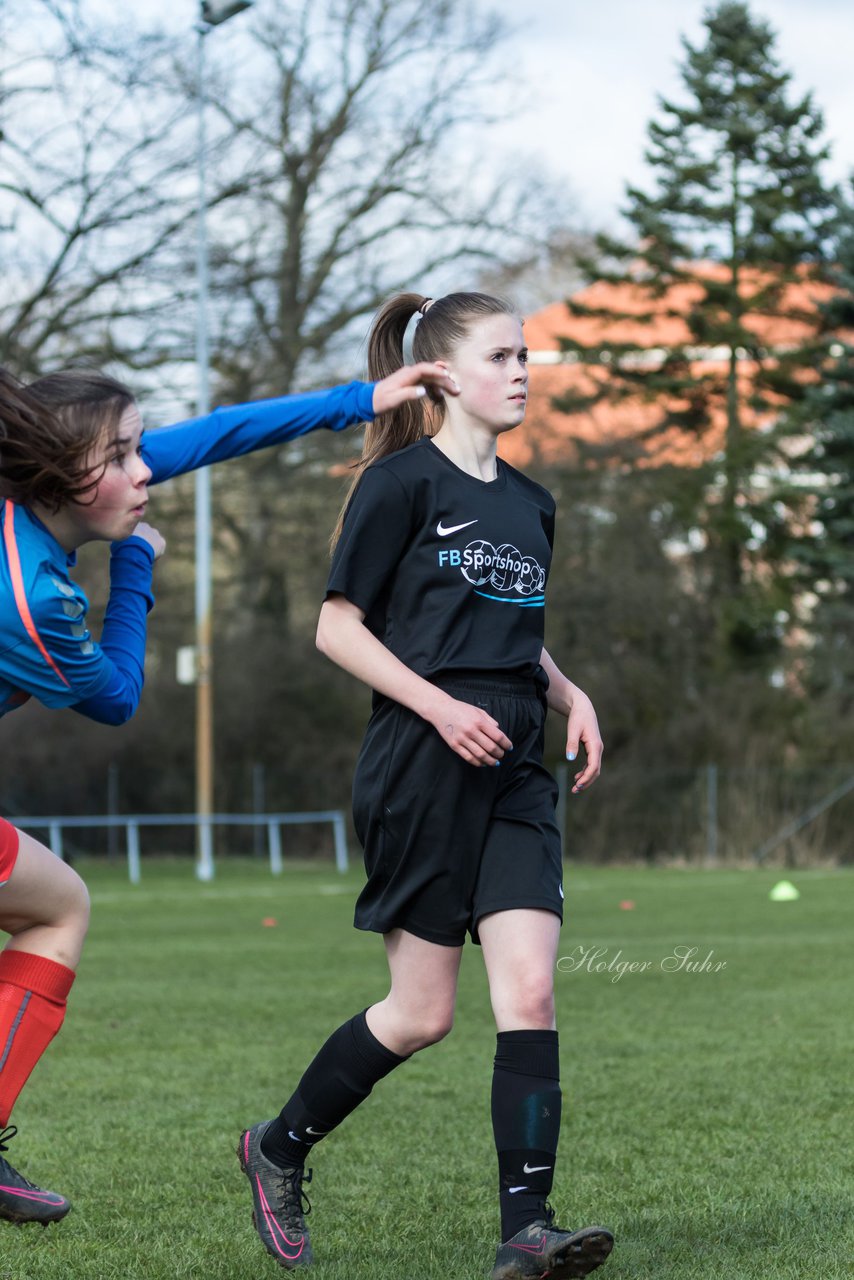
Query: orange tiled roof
[{"left": 501, "top": 264, "right": 836, "bottom": 469}]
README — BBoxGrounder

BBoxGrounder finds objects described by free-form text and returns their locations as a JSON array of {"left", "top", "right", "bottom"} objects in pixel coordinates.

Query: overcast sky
[
  {"left": 76, "top": 0, "right": 854, "bottom": 235},
  {"left": 485, "top": 0, "right": 854, "bottom": 231}
]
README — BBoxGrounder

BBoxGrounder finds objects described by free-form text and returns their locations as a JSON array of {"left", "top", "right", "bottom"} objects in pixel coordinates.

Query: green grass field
[{"left": 1, "top": 860, "right": 851, "bottom": 1279}]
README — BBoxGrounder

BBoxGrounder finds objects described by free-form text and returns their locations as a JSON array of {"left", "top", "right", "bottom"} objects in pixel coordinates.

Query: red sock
[{"left": 0, "top": 950, "right": 75, "bottom": 1126}]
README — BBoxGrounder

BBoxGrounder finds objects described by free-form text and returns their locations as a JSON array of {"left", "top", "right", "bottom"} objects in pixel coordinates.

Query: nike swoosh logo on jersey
[
  {"left": 436, "top": 519, "right": 478, "bottom": 537},
  {"left": 523, "top": 1162, "right": 552, "bottom": 1174}
]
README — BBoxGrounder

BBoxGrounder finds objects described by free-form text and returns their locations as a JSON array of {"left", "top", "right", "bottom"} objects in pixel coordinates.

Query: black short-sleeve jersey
[{"left": 326, "top": 437, "right": 555, "bottom": 678}]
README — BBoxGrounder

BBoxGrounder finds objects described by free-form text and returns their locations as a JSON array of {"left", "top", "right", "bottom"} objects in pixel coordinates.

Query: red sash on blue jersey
[{"left": 2, "top": 501, "right": 70, "bottom": 694}]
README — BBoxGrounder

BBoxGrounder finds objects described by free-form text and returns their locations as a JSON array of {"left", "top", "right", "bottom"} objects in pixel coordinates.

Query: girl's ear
[{"left": 424, "top": 362, "right": 450, "bottom": 406}]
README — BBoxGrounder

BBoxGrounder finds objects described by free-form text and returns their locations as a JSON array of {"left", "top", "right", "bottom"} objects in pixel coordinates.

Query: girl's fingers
[
  {"left": 373, "top": 364, "right": 460, "bottom": 414},
  {"left": 572, "top": 762, "right": 600, "bottom": 793},
  {"left": 470, "top": 719, "right": 512, "bottom": 754},
  {"left": 390, "top": 378, "right": 457, "bottom": 406},
  {"left": 411, "top": 362, "right": 460, "bottom": 392},
  {"left": 436, "top": 699, "right": 513, "bottom": 767},
  {"left": 473, "top": 712, "right": 512, "bottom": 749},
  {"left": 132, "top": 523, "right": 167, "bottom": 559},
  {"left": 465, "top": 727, "right": 513, "bottom": 765}
]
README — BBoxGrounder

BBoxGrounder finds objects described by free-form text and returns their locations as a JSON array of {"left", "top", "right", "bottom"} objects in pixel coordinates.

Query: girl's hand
[
  {"left": 429, "top": 694, "right": 512, "bottom": 767},
  {"left": 372, "top": 363, "right": 460, "bottom": 414},
  {"left": 129, "top": 522, "right": 166, "bottom": 560},
  {"left": 565, "top": 687, "right": 603, "bottom": 793}
]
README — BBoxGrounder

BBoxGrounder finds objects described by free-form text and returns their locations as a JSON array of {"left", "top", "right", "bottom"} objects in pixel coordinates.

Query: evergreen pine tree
[
  {"left": 779, "top": 195, "right": 854, "bottom": 705},
  {"left": 556, "top": 1, "right": 838, "bottom": 667}
]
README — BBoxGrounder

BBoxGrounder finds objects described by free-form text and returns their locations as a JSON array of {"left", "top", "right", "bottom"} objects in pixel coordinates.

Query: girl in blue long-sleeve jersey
[{"left": 0, "top": 360, "right": 456, "bottom": 1224}]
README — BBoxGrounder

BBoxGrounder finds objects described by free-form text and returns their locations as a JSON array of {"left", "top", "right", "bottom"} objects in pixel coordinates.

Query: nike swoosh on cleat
[
  {"left": 523, "top": 1162, "right": 552, "bottom": 1174},
  {"left": 510, "top": 1236, "right": 548, "bottom": 1255},
  {"left": 436, "top": 519, "right": 478, "bottom": 537},
  {"left": 255, "top": 1174, "right": 304, "bottom": 1261},
  {"left": 0, "top": 1185, "right": 66, "bottom": 1204}
]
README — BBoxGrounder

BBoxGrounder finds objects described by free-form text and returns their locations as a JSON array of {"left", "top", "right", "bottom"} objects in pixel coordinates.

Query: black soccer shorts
[{"left": 351, "top": 673, "right": 564, "bottom": 946}]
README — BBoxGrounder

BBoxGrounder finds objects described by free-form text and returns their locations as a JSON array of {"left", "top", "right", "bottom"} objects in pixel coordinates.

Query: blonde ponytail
[{"left": 330, "top": 293, "right": 431, "bottom": 550}]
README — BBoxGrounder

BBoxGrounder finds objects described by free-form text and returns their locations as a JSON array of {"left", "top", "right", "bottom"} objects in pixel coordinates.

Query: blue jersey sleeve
[
  {"left": 142, "top": 381, "right": 376, "bottom": 483},
  {"left": 70, "top": 538, "right": 156, "bottom": 725}
]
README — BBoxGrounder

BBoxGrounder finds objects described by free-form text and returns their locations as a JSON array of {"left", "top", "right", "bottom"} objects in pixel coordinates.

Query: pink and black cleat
[
  {"left": 491, "top": 1207, "right": 613, "bottom": 1280},
  {"left": 238, "top": 1120, "right": 313, "bottom": 1269},
  {"left": 0, "top": 1126, "right": 71, "bottom": 1226}
]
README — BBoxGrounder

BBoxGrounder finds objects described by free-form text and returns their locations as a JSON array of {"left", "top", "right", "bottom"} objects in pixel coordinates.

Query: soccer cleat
[
  {"left": 0, "top": 1126, "right": 71, "bottom": 1226},
  {"left": 238, "top": 1120, "right": 314, "bottom": 1269},
  {"left": 491, "top": 1206, "right": 614, "bottom": 1280}
]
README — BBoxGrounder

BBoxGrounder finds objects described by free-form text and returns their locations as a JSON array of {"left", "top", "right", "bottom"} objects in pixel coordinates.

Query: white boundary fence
[{"left": 11, "top": 812, "right": 349, "bottom": 884}]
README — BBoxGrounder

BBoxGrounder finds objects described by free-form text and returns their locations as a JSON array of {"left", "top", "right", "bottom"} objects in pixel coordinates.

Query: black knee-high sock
[
  {"left": 492, "top": 1029, "right": 562, "bottom": 1243},
  {"left": 261, "top": 1009, "right": 408, "bottom": 1168}
]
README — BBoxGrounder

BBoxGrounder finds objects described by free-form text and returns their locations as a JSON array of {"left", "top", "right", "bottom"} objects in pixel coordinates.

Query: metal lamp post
[{"left": 194, "top": 0, "right": 253, "bottom": 881}]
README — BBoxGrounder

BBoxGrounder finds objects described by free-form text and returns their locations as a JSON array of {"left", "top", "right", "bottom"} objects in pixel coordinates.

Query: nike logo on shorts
[{"left": 436, "top": 519, "right": 478, "bottom": 537}]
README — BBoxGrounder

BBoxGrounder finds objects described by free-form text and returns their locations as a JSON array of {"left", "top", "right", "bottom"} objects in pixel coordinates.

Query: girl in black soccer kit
[{"left": 238, "top": 293, "right": 614, "bottom": 1280}]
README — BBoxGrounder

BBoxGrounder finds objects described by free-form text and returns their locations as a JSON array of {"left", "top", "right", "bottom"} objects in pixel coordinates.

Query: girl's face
[
  {"left": 439, "top": 314, "right": 528, "bottom": 435},
  {"left": 71, "top": 403, "right": 151, "bottom": 544}
]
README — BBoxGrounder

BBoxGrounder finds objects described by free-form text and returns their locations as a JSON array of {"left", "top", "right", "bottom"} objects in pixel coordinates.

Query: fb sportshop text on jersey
[{"left": 437, "top": 539, "right": 546, "bottom": 600}]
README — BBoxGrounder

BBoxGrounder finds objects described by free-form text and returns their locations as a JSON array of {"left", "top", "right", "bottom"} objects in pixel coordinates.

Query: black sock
[
  {"left": 492, "top": 1029, "right": 562, "bottom": 1243},
  {"left": 261, "top": 1009, "right": 408, "bottom": 1167}
]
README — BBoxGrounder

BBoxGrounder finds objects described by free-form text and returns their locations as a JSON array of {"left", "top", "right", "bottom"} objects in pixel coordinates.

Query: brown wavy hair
[
  {"left": 0, "top": 367, "right": 135, "bottom": 512},
  {"left": 331, "top": 290, "right": 517, "bottom": 549}
]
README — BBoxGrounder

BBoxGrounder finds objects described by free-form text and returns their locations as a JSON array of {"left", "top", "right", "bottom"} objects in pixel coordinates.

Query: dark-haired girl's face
[
  {"left": 72, "top": 404, "right": 151, "bottom": 543},
  {"left": 440, "top": 315, "right": 528, "bottom": 435}
]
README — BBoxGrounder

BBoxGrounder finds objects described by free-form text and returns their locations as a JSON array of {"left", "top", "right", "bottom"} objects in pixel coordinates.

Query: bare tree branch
[{"left": 0, "top": 0, "right": 196, "bottom": 375}]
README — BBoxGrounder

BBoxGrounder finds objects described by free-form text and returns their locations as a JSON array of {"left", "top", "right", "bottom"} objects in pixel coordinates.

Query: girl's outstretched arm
[
  {"left": 317, "top": 595, "right": 511, "bottom": 768},
  {"left": 141, "top": 383, "right": 375, "bottom": 483},
  {"left": 142, "top": 366, "right": 458, "bottom": 484},
  {"left": 540, "top": 647, "right": 604, "bottom": 793}
]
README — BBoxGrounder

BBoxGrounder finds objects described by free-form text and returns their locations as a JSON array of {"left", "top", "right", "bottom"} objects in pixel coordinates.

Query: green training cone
[{"left": 769, "top": 880, "right": 800, "bottom": 902}]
